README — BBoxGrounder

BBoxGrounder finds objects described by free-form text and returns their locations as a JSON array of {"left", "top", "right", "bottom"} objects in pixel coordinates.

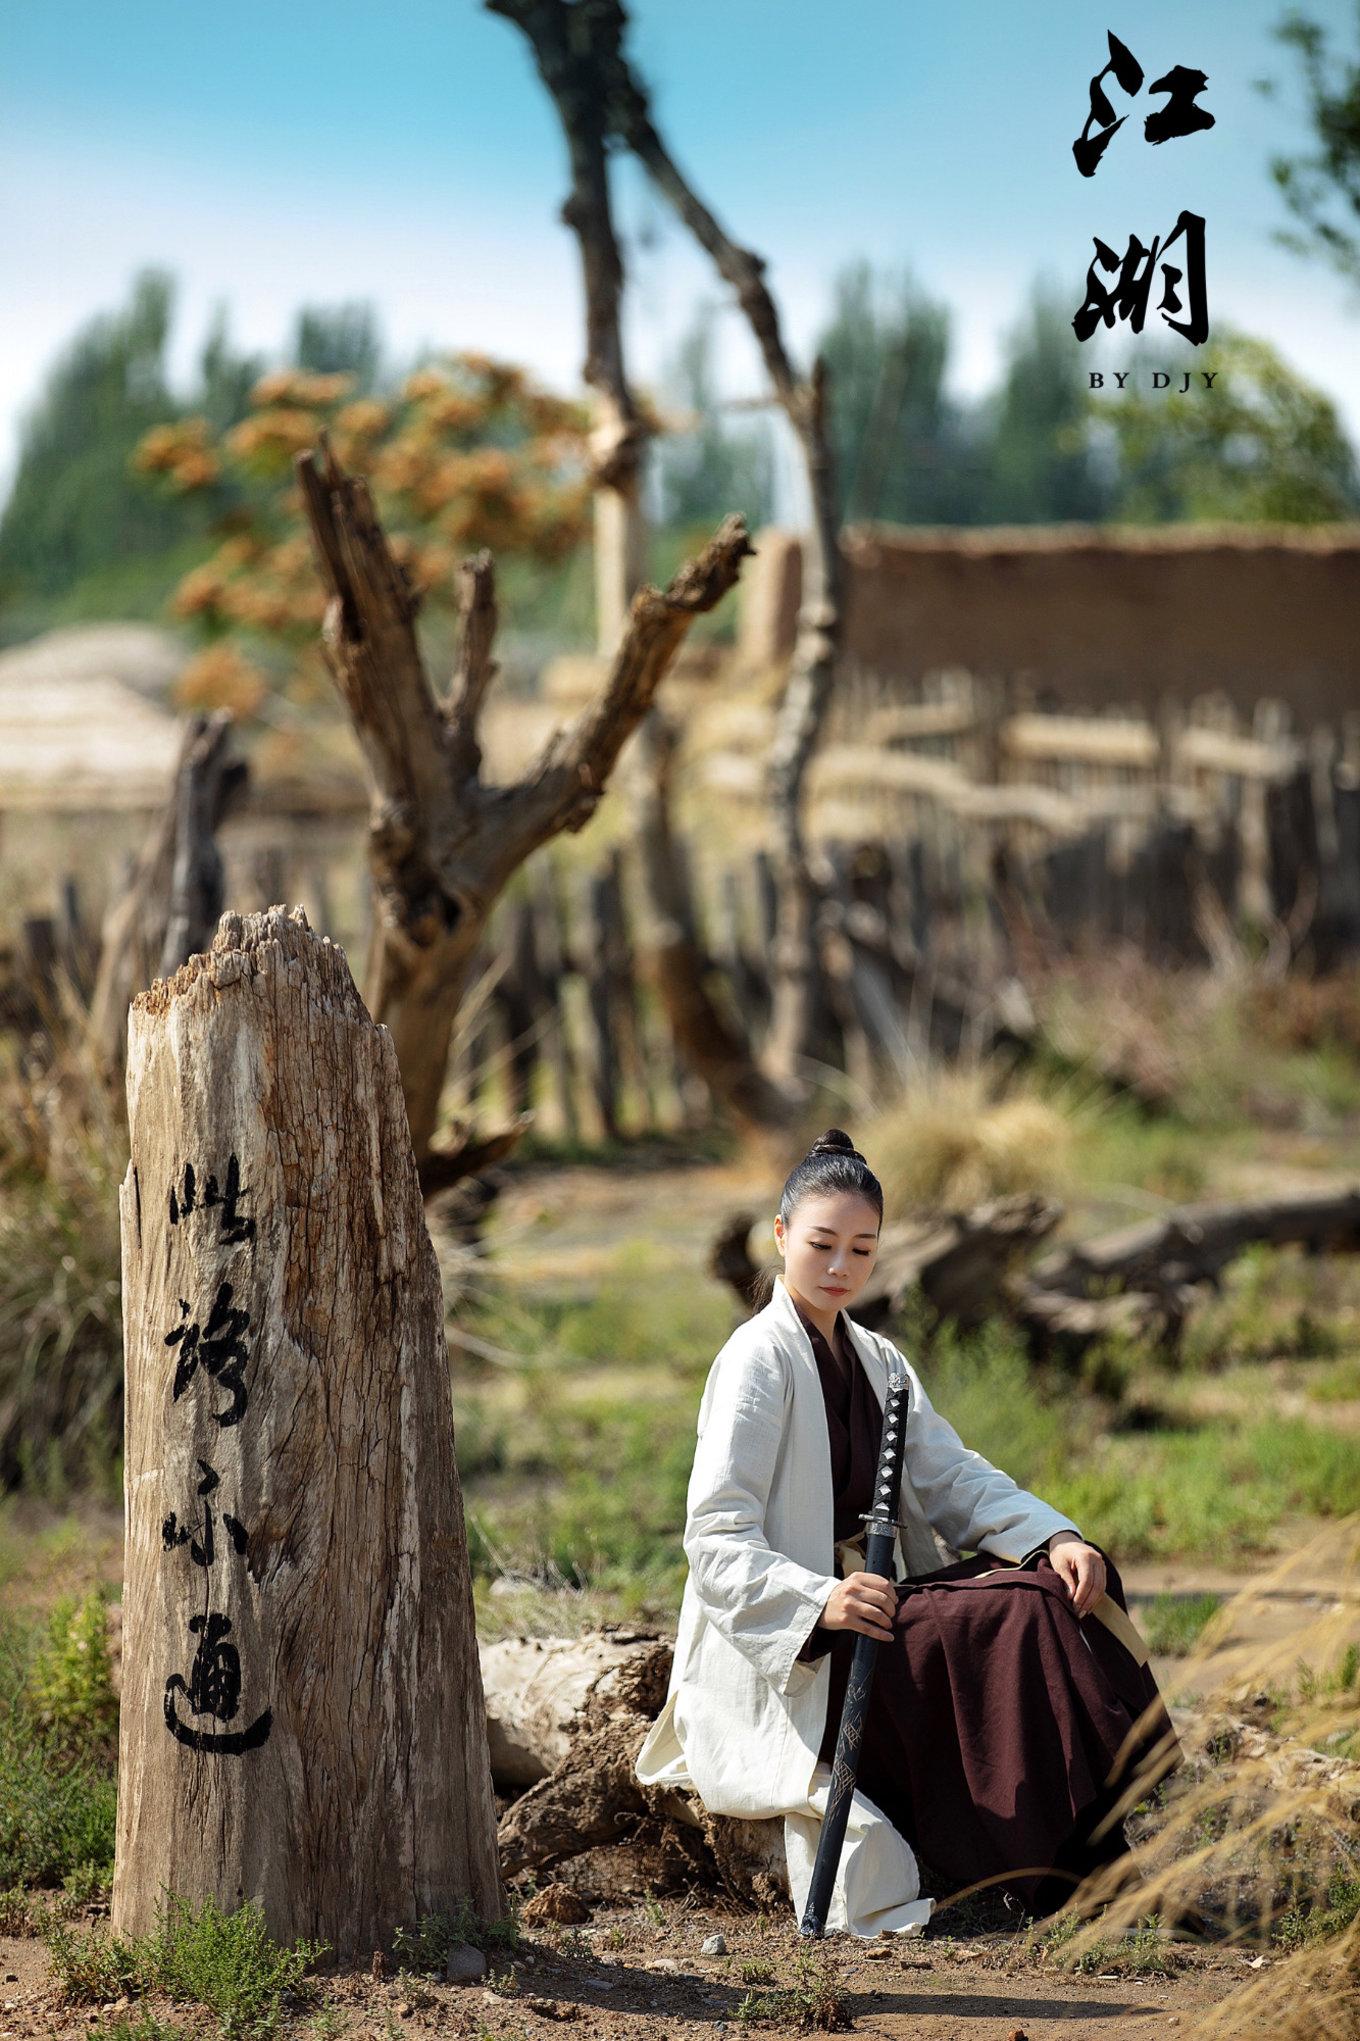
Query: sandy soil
[{"left": 0, "top": 1889, "right": 1265, "bottom": 2040}]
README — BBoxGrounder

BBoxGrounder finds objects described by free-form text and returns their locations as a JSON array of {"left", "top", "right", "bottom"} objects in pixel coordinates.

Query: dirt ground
[{"left": 0, "top": 1890, "right": 1263, "bottom": 2040}]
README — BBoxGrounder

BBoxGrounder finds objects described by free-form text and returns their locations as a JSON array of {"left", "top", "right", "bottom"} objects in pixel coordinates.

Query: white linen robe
[{"left": 635, "top": 1272, "right": 1084, "bottom": 1936}]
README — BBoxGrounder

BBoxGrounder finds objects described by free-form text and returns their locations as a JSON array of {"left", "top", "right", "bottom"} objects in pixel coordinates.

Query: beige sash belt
[{"left": 834, "top": 1534, "right": 1152, "bottom": 1669}]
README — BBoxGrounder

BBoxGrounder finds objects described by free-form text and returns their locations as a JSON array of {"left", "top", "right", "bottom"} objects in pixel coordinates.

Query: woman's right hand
[{"left": 818, "top": 1571, "right": 898, "bottom": 1643}]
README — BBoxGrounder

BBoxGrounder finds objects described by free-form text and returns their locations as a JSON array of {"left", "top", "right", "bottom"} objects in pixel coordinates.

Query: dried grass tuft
[
  {"left": 867, "top": 1066, "right": 1074, "bottom": 1211},
  {"left": 1034, "top": 1517, "right": 1360, "bottom": 2036}
]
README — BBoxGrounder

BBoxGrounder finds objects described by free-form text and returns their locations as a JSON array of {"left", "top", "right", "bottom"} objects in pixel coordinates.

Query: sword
[{"left": 799, "top": 1351, "right": 911, "bottom": 1938}]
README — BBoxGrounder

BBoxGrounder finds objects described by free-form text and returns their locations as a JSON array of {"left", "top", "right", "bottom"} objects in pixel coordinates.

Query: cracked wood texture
[{"left": 112, "top": 904, "right": 503, "bottom": 1957}]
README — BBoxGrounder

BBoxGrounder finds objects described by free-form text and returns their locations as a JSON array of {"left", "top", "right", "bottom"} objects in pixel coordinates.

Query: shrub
[
  {"left": 141, "top": 1890, "right": 329, "bottom": 2041},
  {"left": 25, "top": 1590, "right": 120, "bottom": 1764}
]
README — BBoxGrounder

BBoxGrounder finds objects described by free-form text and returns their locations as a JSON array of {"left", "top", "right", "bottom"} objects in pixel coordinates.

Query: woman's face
[{"left": 774, "top": 1191, "right": 881, "bottom": 1314}]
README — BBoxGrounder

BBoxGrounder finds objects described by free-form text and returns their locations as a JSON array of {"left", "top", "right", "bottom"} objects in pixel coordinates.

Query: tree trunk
[
  {"left": 630, "top": 711, "right": 804, "bottom": 1134},
  {"left": 112, "top": 904, "right": 503, "bottom": 1959},
  {"left": 88, "top": 711, "right": 246, "bottom": 1083}
]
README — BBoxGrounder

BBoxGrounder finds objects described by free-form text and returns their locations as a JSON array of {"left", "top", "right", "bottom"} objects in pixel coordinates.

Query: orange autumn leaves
[{"left": 134, "top": 352, "right": 593, "bottom": 716}]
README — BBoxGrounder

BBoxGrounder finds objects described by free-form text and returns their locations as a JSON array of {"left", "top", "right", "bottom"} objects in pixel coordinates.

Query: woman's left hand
[{"left": 1046, "top": 1533, "right": 1106, "bottom": 1616}]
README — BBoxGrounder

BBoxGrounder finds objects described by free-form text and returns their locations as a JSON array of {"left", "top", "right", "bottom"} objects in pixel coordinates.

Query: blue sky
[{"left": 3, "top": 0, "right": 1358, "bottom": 498}]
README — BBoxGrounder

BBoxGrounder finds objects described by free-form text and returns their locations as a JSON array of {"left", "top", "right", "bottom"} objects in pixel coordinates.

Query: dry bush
[
  {"left": 867, "top": 1065, "right": 1074, "bottom": 1211},
  {"left": 0, "top": 994, "right": 128, "bottom": 1494},
  {"left": 1243, "top": 968, "right": 1360, "bottom": 1057},
  {"left": 1041, "top": 1516, "right": 1360, "bottom": 2037}
]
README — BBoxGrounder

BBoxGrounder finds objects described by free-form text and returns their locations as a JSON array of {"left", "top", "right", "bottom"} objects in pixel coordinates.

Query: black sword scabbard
[{"left": 799, "top": 1355, "right": 911, "bottom": 1938}]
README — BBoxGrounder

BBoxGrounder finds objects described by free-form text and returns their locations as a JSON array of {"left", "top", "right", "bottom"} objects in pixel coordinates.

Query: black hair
[{"left": 748, "top": 1128, "right": 884, "bottom": 1313}]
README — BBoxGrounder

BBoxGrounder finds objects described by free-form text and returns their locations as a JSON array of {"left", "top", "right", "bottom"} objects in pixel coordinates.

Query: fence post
[{"left": 112, "top": 905, "right": 503, "bottom": 1957}]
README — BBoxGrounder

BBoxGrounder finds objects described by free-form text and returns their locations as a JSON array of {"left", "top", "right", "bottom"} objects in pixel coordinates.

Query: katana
[{"left": 799, "top": 1351, "right": 911, "bottom": 1938}]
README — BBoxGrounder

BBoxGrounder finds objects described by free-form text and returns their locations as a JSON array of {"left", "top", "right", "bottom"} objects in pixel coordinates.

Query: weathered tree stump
[{"left": 112, "top": 905, "right": 503, "bottom": 1958}]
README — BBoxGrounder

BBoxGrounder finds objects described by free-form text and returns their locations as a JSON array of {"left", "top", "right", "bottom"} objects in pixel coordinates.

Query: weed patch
[
  {"left": 733, "top": 1947, "right": 851, "bottom": 2029},
  {"left": 142, "top": 1890, "right": 328, "bottom": 2039},
  {"left": 390, "top": 1895, "right": 520, "bottom": 1972},
  {"left": 1139, "top": 1591, "right": 1225, "bottom": 1656}
]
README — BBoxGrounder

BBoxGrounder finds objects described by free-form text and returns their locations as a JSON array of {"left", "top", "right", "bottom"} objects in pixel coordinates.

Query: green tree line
[{"left": 2, "top": 259, "right": 1357, "bottom": 648}]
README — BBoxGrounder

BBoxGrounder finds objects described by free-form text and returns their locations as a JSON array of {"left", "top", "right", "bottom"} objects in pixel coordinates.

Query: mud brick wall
[{"left": 740, "top": 524, "right": 1360, "bottom": 720}]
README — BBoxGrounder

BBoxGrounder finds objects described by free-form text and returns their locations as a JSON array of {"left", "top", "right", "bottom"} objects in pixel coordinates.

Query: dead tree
[
  {"left": 631, "top": 712, "right": 805, "bottom": 1132},
  {"left": 486, "top": 0, "right": 648, "bottom": 652},
  {"left": 113, "top": 905, "right": 503, "bottom": 1957},
  {"left": 490, "top": 0, "right": 843, "bottom": 1107},
  {"left": 88, "top": 711, "right": 246, "bottom": 1081},
  {"left": 295, "top": 438, "right": 750, "bottom": 1171}
]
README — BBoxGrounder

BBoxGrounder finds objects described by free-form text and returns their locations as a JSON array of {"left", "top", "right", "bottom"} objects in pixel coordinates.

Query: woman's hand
[
  {"left": 818, "top": 1571, "right": 898, "bottom": 1643},
  {"left": 1047, "top": 1532, "right": 1106, "bottom": 1616}
]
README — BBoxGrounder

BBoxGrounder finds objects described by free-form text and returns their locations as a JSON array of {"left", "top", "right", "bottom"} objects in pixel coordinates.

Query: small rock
[
  {"left": 446, "top": 1941, "right": 489, "bottom": 1984},
  {"left": 864, "top": 1945, "right": 891, "bottom": 1960},
  {"left": 523, "top": 1883, "right": 591, "bottom": 1926},
  {"left": 1009, "top": 2029, "right": 1030, "bottom": 2041},
  {"left": 525, "top": 1996, "right": 578, "bottom": 2020},
  {"left": 701, "top": 1932, "right": 728, "bottom": 1957},
  {"left": 399, "top": 2002, "right": 415, "bottom": 2017},
  {"left": 3, "top": 1973, "right": 16, "bottom": 1983}
]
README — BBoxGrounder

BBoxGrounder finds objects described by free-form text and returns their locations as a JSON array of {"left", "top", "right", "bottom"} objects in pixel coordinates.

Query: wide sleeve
[
  {"left": 682, "top": 1337, "right": 840, "bottom": 1697},
  {"left": 893, "top": 1344, "right": 1082, "bottom": 1562}
]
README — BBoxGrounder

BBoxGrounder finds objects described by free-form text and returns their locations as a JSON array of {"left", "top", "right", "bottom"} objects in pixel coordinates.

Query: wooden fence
[
  {"left": 445, "top": 674, "right": 1360, "bottom": 1136},
  {"left": 6, "top": 672, "right": 1358, "bottom": 1139}
]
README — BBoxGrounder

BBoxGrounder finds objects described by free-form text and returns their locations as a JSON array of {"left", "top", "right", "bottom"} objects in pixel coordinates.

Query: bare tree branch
[
  {"left": 296, "top": 438, "right": 452, "bottom": 829},
  {"left": 495, "top": 513, "right": 753, "bottom": 875},
  {"left": 294, "top": 432, "right": 749, "bottom": 1166},
  {"left": 446, "top": 550, "right": 500, "bottom": 777},
  {"left": 487, "top": 0, "right": 649, "bottom": 646},
  {"left": 590, "top": 0, "right": 844, "bottom": 1077}
]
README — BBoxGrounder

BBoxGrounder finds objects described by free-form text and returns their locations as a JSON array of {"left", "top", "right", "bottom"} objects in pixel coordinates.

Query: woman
[{"left": 636, "top": 1129, "right": 1180, "bottom": 1938}]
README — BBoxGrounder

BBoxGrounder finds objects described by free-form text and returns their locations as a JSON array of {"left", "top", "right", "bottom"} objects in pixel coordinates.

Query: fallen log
[
  {"left": 1029, "top": 1187, "right": 1360, "bottom": 1299},
  {"left": 709, "top": 1194, "right": 1061, "bottom": 1334},
  {"left": 710, "top": 1184, "right": 1360, "bottom": 1363},
  {"left": 480, "top": 1628, "right": 789, "bottom": 1903}
]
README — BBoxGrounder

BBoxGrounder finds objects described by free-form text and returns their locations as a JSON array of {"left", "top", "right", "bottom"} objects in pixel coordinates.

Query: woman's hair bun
[{"left": 808, "top": 1127, "right": 861, "bottom": 1161}]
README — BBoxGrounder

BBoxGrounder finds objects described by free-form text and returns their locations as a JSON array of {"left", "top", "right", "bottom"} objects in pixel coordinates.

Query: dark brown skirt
[{"left": 814, "top": 1543, "right": 1181, "bottom": 1914}]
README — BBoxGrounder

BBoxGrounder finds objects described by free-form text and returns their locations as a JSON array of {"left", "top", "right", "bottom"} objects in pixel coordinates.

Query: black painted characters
[
  {"left": 161, "top": 1458, "right": 250, "bottom": 1570},
  {"left": 164, "top": 1281, "right": 251, "bottom": 1428},
  {"left": 1073, "top": 31, "right": 1215, "bottom": 176},
  {"left": 1071, "top": 29, "right": 1215, "bottom": 347},
  {"left": 163, "top": 1613, "right": 273, "bottom": 1754},
  {"left": 168, "top": 1153, "right": 255, "bottom": 1244},
  {"left": 1073, "top": 208, "right": 1208, "bottom": 346},
  {"left": 160, "top": 1152, "right": 271, "bottom": 1755}
]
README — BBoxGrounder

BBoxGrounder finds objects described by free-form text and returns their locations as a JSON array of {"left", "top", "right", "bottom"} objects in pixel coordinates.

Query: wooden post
[{"left": 113, "top": 905, "right": 503, "bottom": 1958}]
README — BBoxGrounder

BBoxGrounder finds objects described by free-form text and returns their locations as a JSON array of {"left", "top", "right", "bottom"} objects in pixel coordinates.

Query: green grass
[
  {"left": 1038, "top": 1908, "right": 1182, "bottom": 1976},
  {"left": 139, "top": 1891, "right": 328, "bottom": 2040},
  {"left": 87, "top": 2012, "right": 190, "bottom": 2041},
  {"left": 1273, "top": 1869, "right": 1360, "bottom": 1950},
  {"left": 41, "top": 1917, "right": 143, "bottom": 2004},
  {"left": 390, "top": 1895, "right": 520, "bottom": 1973},
  {"left": 43, "top": 1892, "right": 329, "bottom": 2040},
  {"left": 1136, "top": 1591, "right": 1225, "bottom": 1656},
  {"left": 0, "top": 1602, "right": 118, "bottom": 1887},
  {"left": 24, "top": 1589, "right": 121, "bottom": 1763},
  {"left": 449, "top": 1236, "right": 1360, "bottom": 1604},
  {"left": 732, "top": 1947, "right": 850, "bottom": 2030}
]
